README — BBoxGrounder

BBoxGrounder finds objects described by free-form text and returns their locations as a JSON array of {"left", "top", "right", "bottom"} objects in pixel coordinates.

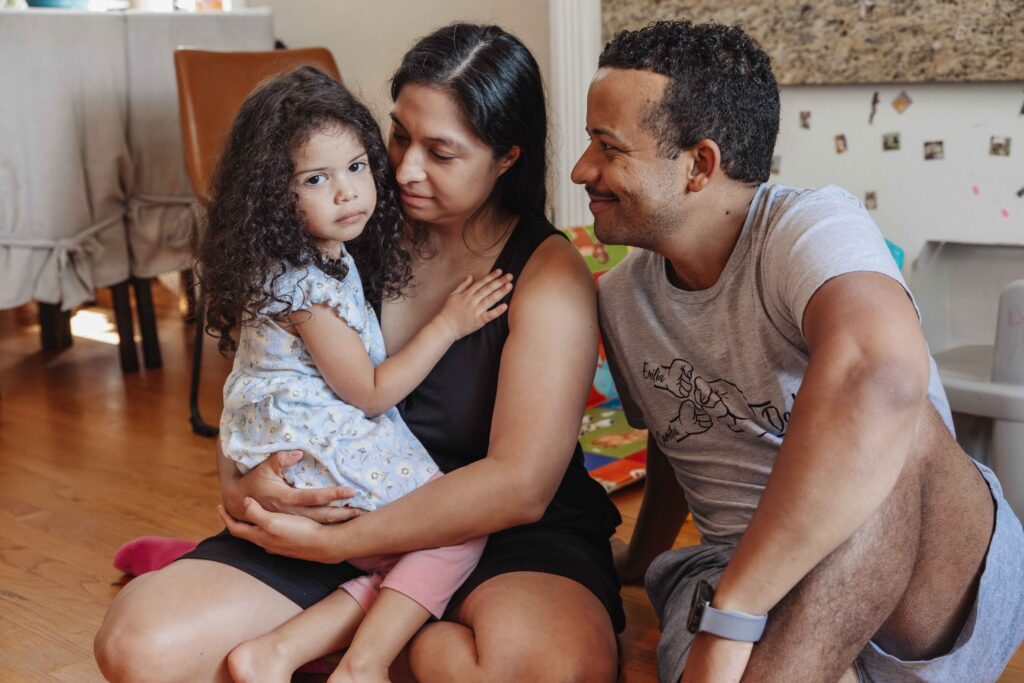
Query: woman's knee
[
  {"left": 94, "top": 602, "right": 170, "bottom": 682},
  {"left": 94, "top": 580, "right": 212, "bottom": 683}
]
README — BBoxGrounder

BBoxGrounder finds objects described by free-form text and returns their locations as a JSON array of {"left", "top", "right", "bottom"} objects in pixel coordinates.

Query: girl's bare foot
[
  {"left": 328, "top": 655, "right": 391, "bottom": 683},
  {"left": 227, "top": 636, "right": 297, "bottom": 683}
]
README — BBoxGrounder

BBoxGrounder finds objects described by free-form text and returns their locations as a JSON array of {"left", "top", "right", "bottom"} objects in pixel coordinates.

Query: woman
[{"left": 95, "top": 24, "right": 623, "bottom": 682}]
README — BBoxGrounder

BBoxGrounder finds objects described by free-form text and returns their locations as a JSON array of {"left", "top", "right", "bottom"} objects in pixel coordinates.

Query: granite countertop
[{"left": 602, "top": 0, "right": 1024, "bottom": 84}]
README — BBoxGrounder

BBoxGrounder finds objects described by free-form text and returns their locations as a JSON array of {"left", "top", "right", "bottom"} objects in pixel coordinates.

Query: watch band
[
  {"left": 687, "top": 579, "right": 768, "bottom": 643},
  {"left": 698, "top": 604, "right": 768, "bottom": 642}
]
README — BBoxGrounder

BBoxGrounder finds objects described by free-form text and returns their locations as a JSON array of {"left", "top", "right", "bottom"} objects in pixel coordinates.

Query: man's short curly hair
[{"left": 599, "top": 20, "right": 779, "bottom": 184}]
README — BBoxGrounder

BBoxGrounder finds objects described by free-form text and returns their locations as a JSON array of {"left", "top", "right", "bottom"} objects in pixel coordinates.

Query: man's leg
[{"left": 742, "top": 408, "right": 994, "bottom": 682}]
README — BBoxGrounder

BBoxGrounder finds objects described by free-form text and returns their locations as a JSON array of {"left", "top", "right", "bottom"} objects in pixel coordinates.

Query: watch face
[{"left": 687, "top": 580, "right": 714, "bottom": 634}]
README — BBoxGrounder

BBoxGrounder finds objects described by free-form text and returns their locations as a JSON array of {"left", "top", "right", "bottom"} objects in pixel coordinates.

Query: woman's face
[{"left": 388, "top": 84, "right": 515, "bottom": 228}]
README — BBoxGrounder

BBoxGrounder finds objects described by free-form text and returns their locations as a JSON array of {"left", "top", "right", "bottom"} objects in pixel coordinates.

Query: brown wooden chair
[{"left": 174, "top": 47, "right": 341, "bottom": 436}]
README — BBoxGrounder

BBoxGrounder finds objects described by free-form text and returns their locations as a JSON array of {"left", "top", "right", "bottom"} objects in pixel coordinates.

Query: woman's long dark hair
[
  {"left": 199, "top": 66, "right": 410, "bottom": 355},
  {"left": 390, "top": 23, "right": 549, "bottom": 223}
]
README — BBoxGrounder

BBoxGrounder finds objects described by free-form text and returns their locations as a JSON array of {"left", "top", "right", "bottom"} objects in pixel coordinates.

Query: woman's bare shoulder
[
  {"left": 509, "top": 234, "right": 596, "bottom": 326},
  {"left": 517, "top": 233, "right": 594, "bottom": 294}
]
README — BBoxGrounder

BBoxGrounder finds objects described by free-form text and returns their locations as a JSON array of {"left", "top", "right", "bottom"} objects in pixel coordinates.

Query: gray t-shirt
[{"left": 599, "top": 183, "right": 953, "bottom": 546}]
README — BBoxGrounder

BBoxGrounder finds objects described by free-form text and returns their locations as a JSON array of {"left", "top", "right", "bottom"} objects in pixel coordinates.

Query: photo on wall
[
  {"left": 883, "top": 132, "right": 901, "bottom": 151},
  {"left": 834, "top": 134, "right": 848, "bottom": 154},
  {"left": 892, "top": 90, "right": 913, "bottom": 114},
  {"left": 990, "top": 136, "right": 1012, "bottom": 157},
  {"left": 924, "top": 140, "right": 945, "bottom": 160}
]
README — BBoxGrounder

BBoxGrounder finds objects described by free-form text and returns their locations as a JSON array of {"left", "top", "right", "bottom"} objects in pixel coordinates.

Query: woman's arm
[
  {"left": 293, "top": 271, "right": 512, "bottom": 416},
  {"left": 221, "top": 237, "right": 599, "bottom": 562}
]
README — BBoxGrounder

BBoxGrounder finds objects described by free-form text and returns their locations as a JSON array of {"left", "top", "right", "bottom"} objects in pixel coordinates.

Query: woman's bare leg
[
  {"left": 330, "top": 588, "right": 432, "bottom": 683},
  {"left": 404, "top": 572, "right": 618, "bottom": 683},
  {"left": 94, "top": 559, "right": 303, "bottom": 683},
  {"left": 228, "top": 589, "right": 367, "bottom": 683}
]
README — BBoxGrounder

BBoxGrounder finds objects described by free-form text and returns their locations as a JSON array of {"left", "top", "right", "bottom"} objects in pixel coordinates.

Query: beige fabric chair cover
[
  {"left": 0, "top": 10, "right": 130, "bottom": 311},
  {"left": 123, "top": 8, "right": 273, "bottom": 279}
]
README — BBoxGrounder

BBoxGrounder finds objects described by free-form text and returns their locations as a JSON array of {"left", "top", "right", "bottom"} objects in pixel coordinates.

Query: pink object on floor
[{"left": 113, "top": 536, "right": 198, "bottom": 576}]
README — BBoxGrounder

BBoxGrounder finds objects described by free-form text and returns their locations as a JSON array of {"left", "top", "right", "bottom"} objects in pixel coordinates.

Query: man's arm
[
  {"left": 712, "top": 271, "right": 930, "bottom": 616},
  {"left": 616, "top": 435, "right": 690, "bottom": 583}
]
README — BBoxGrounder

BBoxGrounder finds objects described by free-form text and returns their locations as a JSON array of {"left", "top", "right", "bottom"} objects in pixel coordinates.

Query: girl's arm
[
  {"left": 292, "top": 270, "right": 512, "bottom": 417},
  {"left": 221, "top": 237, "right": 599, "bottom": 562}
]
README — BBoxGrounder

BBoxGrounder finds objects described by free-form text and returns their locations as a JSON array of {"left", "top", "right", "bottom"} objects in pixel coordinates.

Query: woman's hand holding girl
[
  {"left": 434, "top": 269, "right": 514, "bottom": 342},
  {"left": 219, "top": 447, "right": 361, "bottom": 524}
]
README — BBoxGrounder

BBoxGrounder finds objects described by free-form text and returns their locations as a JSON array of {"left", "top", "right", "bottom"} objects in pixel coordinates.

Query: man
[{"left": 573, "top": 20, "right": 1024, "bottom": 683}]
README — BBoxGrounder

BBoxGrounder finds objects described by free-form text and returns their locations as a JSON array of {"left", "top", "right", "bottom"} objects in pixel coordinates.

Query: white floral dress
[{"left": 220, "top": 255, "right": 437, "bottom": 511}]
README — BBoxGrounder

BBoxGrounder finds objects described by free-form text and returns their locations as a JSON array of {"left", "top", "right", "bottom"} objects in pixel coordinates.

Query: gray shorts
[{"left": 646, "top": 462, "right": 1024, "bottom": 683}]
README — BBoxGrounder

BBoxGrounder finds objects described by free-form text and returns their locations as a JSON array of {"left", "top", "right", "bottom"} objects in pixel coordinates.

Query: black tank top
[{"left": 374, "top": 214, "right": 621, "bottom": 539}]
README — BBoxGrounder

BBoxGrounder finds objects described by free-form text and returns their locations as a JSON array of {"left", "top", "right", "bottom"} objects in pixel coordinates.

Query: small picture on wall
[
  {"left": 990, "top": 136, "right": 1011, "bottom": 157},
  {"left": 864, "top": 191, "right": 878, "bottom": 210},
  {"left": 1017, "top": 186, "right": 1024, "bottom": 198},
  {"left": 924, "top": 141, "right": 945, "bottom": 160},
  {"left": 770, "top": 155, "right": 781, "bottom": 174},
  {"left": 883, "top": 133, "right": 901, "bottom": 151},
  {"left": 834, "top": 135, "right": 848, "bottom": 154},
  {"left": 799, "top": 111, "right": 811, "bottom": 129},
  {"left": 892, "top": 90, "right": 913, "bottom": 114}
]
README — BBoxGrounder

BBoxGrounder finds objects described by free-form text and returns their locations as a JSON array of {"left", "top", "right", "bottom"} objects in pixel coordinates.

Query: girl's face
[
  {"left": 387, "top": 84, "right": 517, "bottom": 229},
  {"left": 292, "top": 125, "right": 377, "bottom": 258}
]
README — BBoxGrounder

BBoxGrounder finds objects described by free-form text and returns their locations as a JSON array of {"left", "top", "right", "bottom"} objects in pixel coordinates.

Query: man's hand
[
  {"left": 221, "top": 450, "right": 359, "bottom": 523},
  {"left": 612, "top": 536, "right": 647, "bottom": 584},
  {"left": 680, "top": 633, "right": 753, "bottom": 683}
]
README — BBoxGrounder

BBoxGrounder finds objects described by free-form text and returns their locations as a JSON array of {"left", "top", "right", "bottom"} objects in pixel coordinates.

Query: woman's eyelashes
[{"left": 390, "top": 130, "right": 455, "bottom": 162}]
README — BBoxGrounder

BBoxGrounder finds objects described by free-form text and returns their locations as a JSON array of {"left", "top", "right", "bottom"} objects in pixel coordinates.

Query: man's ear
[
  {"left": 686, "top": 139, "right": 721, "bottom": 192},
  {"left": 496, "top": 145, "right": 522, "bottom": 176}
]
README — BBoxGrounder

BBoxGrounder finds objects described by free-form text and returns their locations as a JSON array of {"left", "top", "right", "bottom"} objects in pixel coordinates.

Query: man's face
[{"left": 571, "top": 68, "right": 690, "bottom": 249}]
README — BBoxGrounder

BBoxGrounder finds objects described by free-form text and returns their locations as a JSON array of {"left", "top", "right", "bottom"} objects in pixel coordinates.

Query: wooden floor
[{"left": 0, "top": 289, "right": 1021, "bottom": 683}]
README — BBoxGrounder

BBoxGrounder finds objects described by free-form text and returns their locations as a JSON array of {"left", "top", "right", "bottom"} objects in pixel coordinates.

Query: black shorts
[{"left": 181, "top": 523, "right": 625, "bottom": 633}]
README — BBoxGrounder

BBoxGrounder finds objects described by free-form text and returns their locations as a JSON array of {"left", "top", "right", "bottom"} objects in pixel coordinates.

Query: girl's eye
[
  {"left": 391, "top": 131, "right": 410, "bottom": 145},
  {"left": 348, "top": 161, "right": 368, "bottom": 173},
  {"left": 431, "top": 151, "right": 455, "bottom": 162},
  {"left": 305, "top": 174, "right": 327, "bottom": 186}
]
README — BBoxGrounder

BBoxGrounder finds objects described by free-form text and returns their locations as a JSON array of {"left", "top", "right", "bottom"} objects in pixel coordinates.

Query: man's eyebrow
[{"left": 589, "top": 126, "right": 627, "bottom": 144}]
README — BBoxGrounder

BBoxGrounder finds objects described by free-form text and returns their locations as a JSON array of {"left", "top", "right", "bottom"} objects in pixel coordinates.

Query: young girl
[{"left": 198, "top": 66, "right": 510, "bottom": 683}]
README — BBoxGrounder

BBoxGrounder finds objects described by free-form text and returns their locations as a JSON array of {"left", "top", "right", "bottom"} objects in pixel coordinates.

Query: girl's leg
[
  {"left": 330, "top": 587, "right": 432, "bottom": 683},
  {"left": 228, "top": 588, "right": 368, "bottom": 683},
  {"left": 404, "top": 571, "right": 618, "bottom": 683},
  {"left": 94, "top": 559, "right": 304, "bottom": 683}
]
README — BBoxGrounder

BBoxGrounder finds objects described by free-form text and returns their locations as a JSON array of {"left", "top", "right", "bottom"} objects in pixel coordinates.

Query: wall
[
  {"left": 771, "top": 81, "right": 1024, "bottom": 266},
  {"left": 248, "top": 0, "right": 552, "bottom": 128}
]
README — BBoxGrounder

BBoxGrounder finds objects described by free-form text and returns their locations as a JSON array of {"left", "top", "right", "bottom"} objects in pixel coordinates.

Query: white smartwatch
[{"left": 686, "top": 580, "right": 768, "bottom": 643}]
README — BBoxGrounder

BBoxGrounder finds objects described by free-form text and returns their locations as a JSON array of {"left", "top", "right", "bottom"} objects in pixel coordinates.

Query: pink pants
[{"left": 340, "top": 476, "right": 486, "bottom": 618}]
